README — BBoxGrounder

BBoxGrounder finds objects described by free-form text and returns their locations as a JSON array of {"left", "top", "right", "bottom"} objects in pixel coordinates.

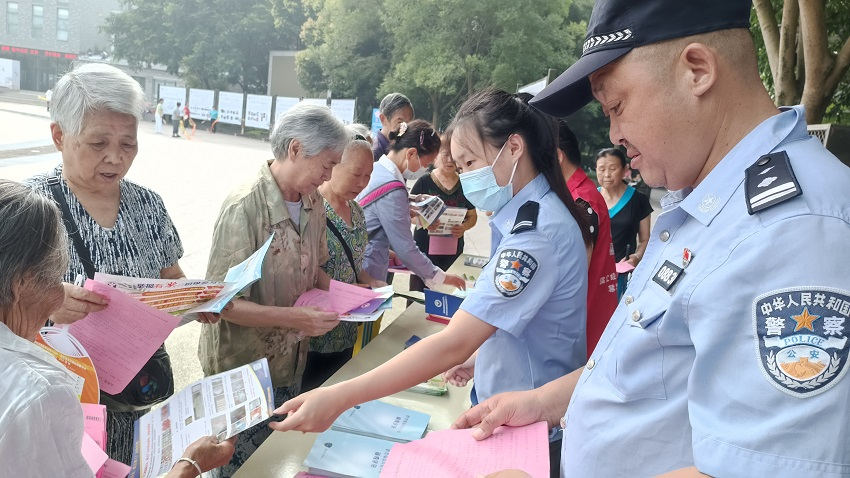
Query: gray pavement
[{"left": 0, "top": 101, "right": 492, "bottom": 393}]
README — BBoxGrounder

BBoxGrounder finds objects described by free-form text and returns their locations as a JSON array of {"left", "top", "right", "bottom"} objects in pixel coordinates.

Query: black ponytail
[
  {"left": 450, "top": 88, "right": 592, "bottom": 247},
  {"left": 388, "top": 119, "right": 441, "bottom": 157}
]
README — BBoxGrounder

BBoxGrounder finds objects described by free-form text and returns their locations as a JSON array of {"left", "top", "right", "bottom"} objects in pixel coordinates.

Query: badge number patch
[
  {"left": 652, "top": 260, "right": 684, "bottom": 291},
  {"left": 754, "top": 287, "right": 850, "bottom": 398},
  {"left": 493, "top": 249, "right": 538, "bottom": 297}
]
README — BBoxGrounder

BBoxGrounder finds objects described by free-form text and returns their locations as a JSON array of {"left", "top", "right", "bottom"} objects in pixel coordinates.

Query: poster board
[
  {"left": 245, "top": 94, "right": 273, "bottom": 129},
  {"left": 218, "top": 91, "right": 244, "bottom": 125},
  {"left": 274, "top": 96, "right": 300, "bottom": 123},
  {"left": 158, "top": 85, "right": 186, "bottom": 115},
  {"left": 188, "top": 88, "right": 214, "bottom": 119},
  {"left": 330, "top": 99, "right": 356, "bottom": 124}
]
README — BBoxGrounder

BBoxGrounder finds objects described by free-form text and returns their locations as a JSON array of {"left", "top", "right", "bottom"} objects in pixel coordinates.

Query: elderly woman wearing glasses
[
  {"left": 0, "top": 180, "right": 234, "bottom": 478},
  {"left": 25, "top": 63, "right": 217, "bottom": 465},
  {"left": 198, "top": 103, "right": 352, "bottom": 475}
]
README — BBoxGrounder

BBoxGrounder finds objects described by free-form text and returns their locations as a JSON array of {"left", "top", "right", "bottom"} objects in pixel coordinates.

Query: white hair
[
  {"left": 342, "top": 124, "right": 373, "bottom": 162},
  {"left": 346, "top": 123, "right": 373, "bottom": 145},
  {"left": 51, "top": 63, "right": 145, "bottom": 138},
  {"left": 271, "top": 103, "right": 349, "bottom": 160}
]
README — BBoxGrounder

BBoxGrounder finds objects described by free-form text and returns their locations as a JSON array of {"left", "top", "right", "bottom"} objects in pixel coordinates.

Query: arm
[
  {"left": 377, "top": 191, "right": 443, "bottom": 281},
  {"left": 453, "top": 367, "right": 583, "bottom": 439},
  {"left": 166, "top": 436, "right": 236, "bottom": 478},
  {"left": 220, "top": 298, "right": 338, "bottom": 336},
  {"left": 270, "top": 310, "right": 497, "bottom": 432},
  {"left": 627, "top": 216, "right": 651, "bottom": 266},
  {"left": 357, "top": 269, "right": 388, "bottom": 288}
]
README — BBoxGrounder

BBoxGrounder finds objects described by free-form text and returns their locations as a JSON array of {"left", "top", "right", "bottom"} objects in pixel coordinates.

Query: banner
[
  {"left": 245, "top": 94, "right": 272, "bottom": 129},
  {"left": 158, "top": 86, "right": 186, "bottom": 115},
  {"left": 371, "top": 108, "right": 381, "bottom": 135},
  {"left": 274, "top": 96, "right": 300, "bottom": 123},
  {"left": 302, "top": 98, "right": 328, "bottom": 108},
  {"left": 330, "top": 99, "right": 356, "bottom": 124},
  {"left": 188, "top": 88, "right": 214, "bottom": 119},
  {"left": 218, "top": 92, "right": 244, "bottom": 125}
]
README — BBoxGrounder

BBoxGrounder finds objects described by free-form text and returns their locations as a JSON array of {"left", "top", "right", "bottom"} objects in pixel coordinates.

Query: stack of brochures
[{"left": 304, "top": 401, "right": 430, "bottom": 477}]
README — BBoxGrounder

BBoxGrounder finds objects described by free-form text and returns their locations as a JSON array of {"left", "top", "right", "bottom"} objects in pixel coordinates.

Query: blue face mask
[{"left": 459, "top": 139, "right": 518, "bottom": 213}]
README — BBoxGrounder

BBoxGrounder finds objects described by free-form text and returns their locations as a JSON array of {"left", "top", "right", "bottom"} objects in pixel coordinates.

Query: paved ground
[{"left": 0, "top": 100, "right": 493, "bottom": 393}]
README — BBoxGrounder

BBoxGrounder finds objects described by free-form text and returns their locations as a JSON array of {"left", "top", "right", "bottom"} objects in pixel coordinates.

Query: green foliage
[{"left": 105, "top": 0, "right": 306, "bottom": 93}]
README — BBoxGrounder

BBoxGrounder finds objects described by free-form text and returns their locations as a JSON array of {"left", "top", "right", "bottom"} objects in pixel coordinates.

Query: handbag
[{"left": 47, "top": 176, "right": 175, "bottom": 411}]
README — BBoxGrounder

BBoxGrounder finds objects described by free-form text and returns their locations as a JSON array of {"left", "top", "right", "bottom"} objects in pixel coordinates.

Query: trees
[
  {"left": 752, "top": 0, "right": 850, "bottom": 123},
  {"left": 105, "top": 0, "right": 305, "bottom": 93}
]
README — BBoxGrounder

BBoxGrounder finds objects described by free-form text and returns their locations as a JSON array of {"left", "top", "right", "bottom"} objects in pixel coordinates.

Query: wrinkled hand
[
  {"left": 625, "top": 253, "right": 641, "bottom": 267},
  {"left": 269, "top": 385, "right": 349, "bottom": 433},
  {"left": 369, "top": 280, "right": 389, "bottom": 289},
  {"left": 450, "top": 225, "right": 466, "bottom": 239},
  {"left": 427, "top": 219, "right": 442, "bottom": 232},
  {"left": 293, "top": 307, "right": 340, "bottom": 336},
  {"left": 443, "top": 274, "right": 467, "bottom": 290},
  {"left": 49, "top": 282, "right": 109, "bottom": 324},
  {"left": 178, "top": 436, "right": 236, "bottom": 473},
  {"left": 443, "top": 359, "right": 474, "bottom": 387},
  {"left": 452, "top": 390, "right": 545, "bottom": 440}
]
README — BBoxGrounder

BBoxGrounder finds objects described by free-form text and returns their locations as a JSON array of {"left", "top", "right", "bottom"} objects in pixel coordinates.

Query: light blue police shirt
[
  {"left": 461, "top": 174, "right": 588, "bottom": 404},
  {"left": 561, "top": 106, "right": 850, "bottom": 477}
]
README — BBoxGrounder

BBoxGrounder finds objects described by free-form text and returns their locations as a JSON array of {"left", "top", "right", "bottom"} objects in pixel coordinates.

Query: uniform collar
[
  {"left": 378, "top": 154, "right": 405, "bottom": 183},
  {"left": 260, "top": 160, "right": 316, "bottom": 226},
  {"left": 491, "top": 174, "right": 550, "bottom": 236},
  {"left": 566, "top": 167, "right": 590, "bottom": 194},
  {"left": 678, "top": 105, "right": 808, "bottom": 226}
]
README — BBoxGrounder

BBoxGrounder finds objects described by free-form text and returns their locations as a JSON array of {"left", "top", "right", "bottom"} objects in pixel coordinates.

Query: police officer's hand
[
  {"left": 293, "top": 307, "right": 340, "bottom": 336},
  {"left": 443, "top": 355, "right": 475, "bottom": 387},
  {"left": 167, "top": 435, "right": 236, "bottom": 477},
  {"left": 269, "top": 385, "right": 347, "bottom": 433},
  {"left": 452, "top": 390, "right": 546, "bottom": 440},
  {"left": 49, "top": 282, "right": 109, "bottom": 324},
  {"left": 443, "top": 273, "right": 467, "bottom": 290}
]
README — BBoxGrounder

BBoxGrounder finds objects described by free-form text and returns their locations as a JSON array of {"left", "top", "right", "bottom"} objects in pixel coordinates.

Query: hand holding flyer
[{"left": 409, "top": 194, "right": 447, "bottom": 228}]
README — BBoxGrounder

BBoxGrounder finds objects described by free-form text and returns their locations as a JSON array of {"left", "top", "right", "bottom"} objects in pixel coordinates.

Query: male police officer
[{"left": 455, "top": 1, "right": 850, "bottom": 477}]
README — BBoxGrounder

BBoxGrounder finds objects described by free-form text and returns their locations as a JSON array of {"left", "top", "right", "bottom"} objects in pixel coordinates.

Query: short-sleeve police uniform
[
  {"left": 461, "top": 174, "right": 588, "bottom": 404},
  {"left": 561, "top": 106, "right": 850, "bottom": 477}
]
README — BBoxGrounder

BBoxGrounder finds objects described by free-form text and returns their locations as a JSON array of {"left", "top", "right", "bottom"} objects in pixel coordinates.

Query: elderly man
[
  {"left": 198, "top": 103, "right": 350, "bottom": 475},
  {"left": 455, "top": 1, "right": 850, "bottom": 477}
]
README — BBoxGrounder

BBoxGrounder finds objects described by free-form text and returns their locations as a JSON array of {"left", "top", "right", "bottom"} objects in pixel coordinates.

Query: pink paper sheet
[
  {"left": 81, "top": 432, "right": 109, "bottom": 474},
  {"left": 428, "top": 235, "right": 458, "bottom": 255},
  {"left": 380, "top": 422, "right": 549, "bottom": 478},
  {"left": 615, "top": 260, "right": 635, "bottom": 274},
  {"left": 69, "top": 280, "right": 180, "bottom": 394},
  {"left": 81, "top": 403, "right": 107, "bottom": 450},
  {"left": 294, "top": 280, "right": 380, "bottom": 315},
  {"left": 100, "top": 459, "right": 132, "bottom": 478}
]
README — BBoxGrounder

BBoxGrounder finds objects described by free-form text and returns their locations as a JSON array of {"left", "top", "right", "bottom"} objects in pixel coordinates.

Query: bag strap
[
  {"left": 47, "top": 176, "right": 96, "bottom": 279},
  {"left": 326, "top": 217, "right": 358, "bottom": 277},
  {"left": 357, "top": 180, "right": 406, "bottom": 208}
]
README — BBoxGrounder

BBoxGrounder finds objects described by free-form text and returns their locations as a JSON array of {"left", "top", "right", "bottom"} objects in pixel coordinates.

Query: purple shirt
[{"left": 372, "top": 131, "right": 390, "bottom": 161}]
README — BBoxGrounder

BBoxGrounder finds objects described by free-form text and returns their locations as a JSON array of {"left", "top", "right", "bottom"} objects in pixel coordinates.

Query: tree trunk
[
  {"left": 798, "top": 0, "right": 830, "bottom": 123},
  {"left": 753, "top": 0, "right": 780, "bottom": 80},
  {"left": 430, "top": 92, "right": 441, "bottom": 129},
  {"left": 775, "top": 0, "right": 800, "bottom": 105}
]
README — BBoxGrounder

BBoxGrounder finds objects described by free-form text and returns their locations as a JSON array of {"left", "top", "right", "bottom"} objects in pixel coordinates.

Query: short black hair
[
  {"left": 596, "top": 147, "right": 627, "bottom": 168},
  {"left": 557, "top": 120, "right": 581, "bottom": 167}
]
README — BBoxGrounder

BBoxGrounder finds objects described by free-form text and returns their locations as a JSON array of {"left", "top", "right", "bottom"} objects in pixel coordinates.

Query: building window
[
  {"left": 56, "top": 7, "right": 69, "bottom": 41},
  {"left": 31, "top": 5, "right": 43, "bottom": 38},
  {"left": 6, "top": 2, "right": 19, "bottom": 35}
]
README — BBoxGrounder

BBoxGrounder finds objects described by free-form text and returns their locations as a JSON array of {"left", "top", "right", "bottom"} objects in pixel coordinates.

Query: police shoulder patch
[
  {"left": 493, "top": 248, "right": 538, "bottom": 297},
  {"left": 745, "top": 151, "right": 802, "bottom": 215},
  {"left": 511, "top": 201, "right": 539, "bottom": 234},
  {"left": 753, "top": 287, "right": 850, "bottom": 398}
]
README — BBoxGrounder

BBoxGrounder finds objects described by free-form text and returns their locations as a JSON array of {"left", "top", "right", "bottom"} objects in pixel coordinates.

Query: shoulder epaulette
[
  {"left": 745, "top": 151, "right": 802, "bottom": 215},
  {"left": 574, "top": 197, "right": 599, "bottom": 243},
  {"left": 511, "top": 201, "right": 539, "bottom": 234}
]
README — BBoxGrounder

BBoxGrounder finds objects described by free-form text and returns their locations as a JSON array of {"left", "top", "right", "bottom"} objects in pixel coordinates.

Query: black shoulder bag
[
  {"left": 326, "top": 217, "right": 358, "bottom": 277},
  {"left": 47, "top": 176, "right": 174, "bottom": 411}
]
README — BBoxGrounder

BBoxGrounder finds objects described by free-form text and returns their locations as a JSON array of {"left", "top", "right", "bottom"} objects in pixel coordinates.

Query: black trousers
[{"left": 301, "top": 348, "right": 354, "bottom": 392}]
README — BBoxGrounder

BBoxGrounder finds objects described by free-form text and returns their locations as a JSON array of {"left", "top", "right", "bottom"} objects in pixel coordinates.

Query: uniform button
[
  {"left": 659, "top": 230, "right": 670, "bottom": 242},
  {"left": 757, "top": 156, "right": 771, "bottom": 166},
  {"left": 632, "top": 310, "right": 641, "bottom": 322},
  {"left": 586, "top": 358, "right": 596, "bottom": 370},
  {"left": 624, "top": 295, "right": 634, "bottom": 304}
]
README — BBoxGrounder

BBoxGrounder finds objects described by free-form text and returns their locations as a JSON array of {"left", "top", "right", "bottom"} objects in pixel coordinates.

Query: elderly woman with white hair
[
  {"left": 198, "top": 103, "right": 350, "bottom": 475},
  {"left": 25, "top": 63, "right": 214, "bottom": 465},
  {"left": 0, "top": 180, "right": 235, "bottom": 478}
]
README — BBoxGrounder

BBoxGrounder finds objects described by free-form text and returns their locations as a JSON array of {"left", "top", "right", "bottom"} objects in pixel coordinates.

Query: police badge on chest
[{"left": 754, "top": 287, "right": 850, "bottom": 398}]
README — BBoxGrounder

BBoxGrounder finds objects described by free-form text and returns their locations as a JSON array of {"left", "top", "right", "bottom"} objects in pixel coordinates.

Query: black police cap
[{"left": 530, "top": 0, "right": 752, "bottom": 117}]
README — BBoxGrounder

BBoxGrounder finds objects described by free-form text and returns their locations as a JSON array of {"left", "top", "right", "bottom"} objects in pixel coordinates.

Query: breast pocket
[{"left": 603, "top": 289, "right": 669, "bottom": 401}]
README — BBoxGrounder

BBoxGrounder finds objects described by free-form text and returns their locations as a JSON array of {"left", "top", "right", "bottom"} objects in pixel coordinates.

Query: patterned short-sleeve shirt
[
  {"left": 311, "top": 199, "right": 368, "bottom": 354},
  {"left": 26, "top": 164, "right": 184, "bottom": 281}
]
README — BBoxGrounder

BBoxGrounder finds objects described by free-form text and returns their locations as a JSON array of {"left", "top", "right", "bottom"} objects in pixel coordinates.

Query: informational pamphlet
[
  {"left": 35, "top": 326, "right": 100, "bottom": 403},
  {"left": 409, "top": 194, "right": 447, "bottom": 228},
  {"left": 428, "top": 207, "right": 467, "bottom": 235},
  {"left": 129, "top": 359, "right": 274, "bottom": 478}
]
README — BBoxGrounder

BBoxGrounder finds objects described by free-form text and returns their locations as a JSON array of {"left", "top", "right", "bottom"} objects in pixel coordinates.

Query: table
[{"left": 234, "top": 255, "right": 485, "bottom": 477}]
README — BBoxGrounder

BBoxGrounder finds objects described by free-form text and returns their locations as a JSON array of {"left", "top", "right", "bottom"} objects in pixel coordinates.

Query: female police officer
[{"left": 267, "top": 88, "right": 592, "bottom": 435}]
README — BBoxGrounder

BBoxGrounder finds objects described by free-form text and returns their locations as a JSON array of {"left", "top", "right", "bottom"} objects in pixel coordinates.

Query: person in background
[
  {"left": 303, "top": 127, "right": 386, "bottom": 392},
  {"left": 409, "top": 133, "right": 477, "bottom": 292},
  {"left": 372, "top": 93, "right": 414, "bottom": 161},
  {"left": 45, "top": 88, "right": 53, "bottom": 111},
  {"left": 596, "top": 147, "right": 652, "bottom": 298},
  {"left": 0, "top": 180, "right": 235, "bottom": 478},
  {"left": 172, "top": 102, "right": 182, "bottom": 137},
  {"left": 557, "top": 121, "right": 617, "bottom": 356},
  {"left": 182, "top": 103, "right": 195, "bottom": 137},
  {"left": 26, "top": 63, "right": 219, "bottom": 465},
  {"left": 198, "top": 103, "right": 349, "bottom": 476},
  {"left": 356, "top": 119, "right": 467, "bottom": 291},
  {"left": 154, "top": 98, "right": 164, "bottom": 134},
  {"left": 209, "top": 106, "right": 219, "bottom": 134}
]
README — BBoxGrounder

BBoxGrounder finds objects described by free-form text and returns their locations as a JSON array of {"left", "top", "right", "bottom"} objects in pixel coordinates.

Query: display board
[
  {"left": 188, "top": 88, "right": 214, "bottom": 119},
  {"left": 218, "top": 92, "right": 244, "bottom": 125},
  {"left": 330, "top": 99, "right": 356, "bottom": 124},
  {"left": 158, "top": 85, "right": 186, "bottom": 115},
  {"left": 245, "top": 94, "right": 273, "bottom": 129}
]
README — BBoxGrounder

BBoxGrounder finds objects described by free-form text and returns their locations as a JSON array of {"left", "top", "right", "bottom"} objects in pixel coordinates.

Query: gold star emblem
[
  {"left": 791, "top": 307, "right": 820, "bottom": 332},
  {"left": 510, "top": 260, "right": 522, "bottom": 270}
]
